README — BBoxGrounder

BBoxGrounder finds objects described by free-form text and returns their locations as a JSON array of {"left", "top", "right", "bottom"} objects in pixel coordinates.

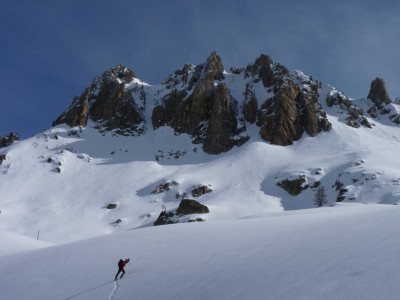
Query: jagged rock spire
[
  {"left": 245, "top": 54, "right": 290, "bottom": 88},
  {"left": 245, "top": 54, "right": 275, "bottom": 88},
  {"left": 367, "top": 77, "right": 391, "bottom": 105},
  {"left": 102, "top": 64, "right": 136, "bottom": 84},
  {"left": 152, "top": 51, "right": 248, "bottom": 154},
  {"left": 53, "top": 64, "right": 145, "bottom": 136},
  {"left": 204, "top": 51, "right": 224, "bottom": 76},
  {"left": 250, "top": 56, "right": 331, "bottom": 146},
  {"left": 53, "top": 52, "right": 334, "bottom": 153}
]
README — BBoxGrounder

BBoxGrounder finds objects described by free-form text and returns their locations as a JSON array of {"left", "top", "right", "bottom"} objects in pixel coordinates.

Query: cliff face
[
  {"left": 152, "top": 52, "right": 248, "bottom": 154},
  {"left": 367, "top": 77, "right": 391, "bottom": 106},
  {"left": 53, "top": 64, "right": 146, "bottom": 136},
  {"left": 54, "top": 52, "right": 336, "bottom": 153},
  {"left": 246, "top": 56, "right": 331, "bottom": 146}
]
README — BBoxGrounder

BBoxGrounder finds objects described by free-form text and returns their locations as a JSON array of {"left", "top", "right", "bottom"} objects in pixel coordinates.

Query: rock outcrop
[
  {"left": 0, "top": 132, "right": 19, "bottom": 148},
  {"left": 326, "top": 90, "right": 372, "bottom": 128},
  {"left": 367, "top": 77, "right": 391, "bottom": 106},
  {"left": 191, "top": 185, "right": 213, "bottom": 197},
  {"left": 245, "top": 54, "right": 277, "bottom": 88},
  {"left": 277, "top": 175, "right": 308, "bottom": 196},
  {"left": 153, "top": 211, "right": 176, "bottom": 226},
  {"left": 242, "top": 86, "right": 258, "bottom": 124},
  {"left": 258, "top": 82, "right": 303, "bottom": 145},
  {"left": 152, "top": 51, "right": 248, "bottom": 154},
  {"left": 153, "top": 52, "right": 331, "bottom": 150},
  {"left": 151, "top": 181, "right": 179, "bottom": 194},
  {"left": 53, "top": 64, "right": 146, "bottom": 136},
  {"left": 52, "top": 52, "right": 340, "bottom": 153},
  {"left": 176, "top": 199, "right": 210, "bottom": 215},
  {"left": 106, "top": 203, "right": 117, "bottom": 209},
  {"left": 365, "top": 78, "right": 400, "bottom": 125},
  {"left": 153, "top": 198, "right": 209, "bottom": 226},
  {"left": 248, "top": 57, "right": 331, "bottom": 146},
  {"left": 0, "top": 154, "right": 6, "bottom": 165}
]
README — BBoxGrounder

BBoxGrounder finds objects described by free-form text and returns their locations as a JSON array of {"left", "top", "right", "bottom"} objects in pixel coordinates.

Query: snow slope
[
  {"left": 0, "top": 230, "right": 51, "bottom": 256},
  {"left": 2, "top": 62, "right": 400, "bottom": 299},
  {"left": 1, "top": 203, "right": 400, "bottom": 300},
  {"left": 2, "top": 94, "right": 400, "bottom": 243}
]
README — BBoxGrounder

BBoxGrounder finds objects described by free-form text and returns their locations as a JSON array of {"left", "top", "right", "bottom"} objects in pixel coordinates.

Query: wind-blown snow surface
[{"left": 1, "top": 203, "right": 400, "bottom": 300}]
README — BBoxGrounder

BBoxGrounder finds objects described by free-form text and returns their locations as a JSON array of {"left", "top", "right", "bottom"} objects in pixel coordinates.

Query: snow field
[
  {"left": 2, "top": 64, "right": 400, "bottom": 299},
  {"left": 1, "top": 203, "right": 400, "bottom": 300}
]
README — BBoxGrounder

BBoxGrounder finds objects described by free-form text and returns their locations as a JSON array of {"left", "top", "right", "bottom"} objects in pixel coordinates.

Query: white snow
[
  {"left": 0, "top": 229, "right": 51, "bottom": 256},
  {"left": 2, "top": 204, "right": 400, "bottom": 299},
  {"left": 2, "top": 66, "right": 400, "bottom": 299}
]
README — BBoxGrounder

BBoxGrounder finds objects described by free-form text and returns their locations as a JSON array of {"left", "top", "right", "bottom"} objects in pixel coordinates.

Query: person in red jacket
[{"left": 115, "top": 258, "right": 130, "bottom": 280}]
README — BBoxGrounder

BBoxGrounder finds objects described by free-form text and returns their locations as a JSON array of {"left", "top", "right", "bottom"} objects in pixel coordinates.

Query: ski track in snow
[
  {"left": 4, "top": 203, "right": 400, "bottom": 299},
  {"left": 60, "top": 280, "right": 116, "bottom": 300},
  {"left": 109, "top": 280, "right": 119, "bottom": 300}
]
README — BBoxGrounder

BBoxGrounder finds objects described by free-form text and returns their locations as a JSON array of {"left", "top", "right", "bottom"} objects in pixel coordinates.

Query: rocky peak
[
  {"left": 204, "top": 51, "right": 224, "bottom": 77},
  {"left": 102, "top": 64, "right": 136, "bottom": 84},
  {"left": 326, "top": 90, "right": 371, "bottom": 128},
  {"left": 258, "top": 81, "right": 302, "bottom": 146},
  {"left": 367, "top": 77, "right": 391, "bottom": 106},
  {"left": 191, "top": 52, "right": 225, "bottom": 96},
  {"left": 53, "top": 64, "right": 146, "bottom": 136},
  {"left": 152, "top": 52, "right": 248, "bottom": 154},
  {"left": 53, "top": 52, "right": 335, "bottom": 154},
  {"left": 188, "top": 51, "right": 225, "bottom": 90},
  {"left": 180, "top": 63, "right": 194, "bottom": 75},
  {"left": 245, "top": 54, "right": 290, "bottom": 88},
  {"left": 162, "top": 64, "right": 195, "bottom": 89},
  {"left": 246, "top": 54, "right": 273, "bottom": 76},
  {"left": 247, "top": 55, "right": 331, "bottom": 146}
]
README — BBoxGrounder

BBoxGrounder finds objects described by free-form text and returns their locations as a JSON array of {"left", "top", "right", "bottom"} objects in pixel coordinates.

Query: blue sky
[{"left": 1, "top": 0, "right": 400, "bottom": 138}]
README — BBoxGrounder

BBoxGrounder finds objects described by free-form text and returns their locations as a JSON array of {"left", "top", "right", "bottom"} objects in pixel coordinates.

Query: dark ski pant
[{"left": 115, "top": 267, "right": 125, "bottom": 280}]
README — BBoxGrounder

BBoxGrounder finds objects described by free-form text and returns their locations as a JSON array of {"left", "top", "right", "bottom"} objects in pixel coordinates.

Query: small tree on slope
[{"left": 314, "top": 186, "right": 327, "bottom": 207}]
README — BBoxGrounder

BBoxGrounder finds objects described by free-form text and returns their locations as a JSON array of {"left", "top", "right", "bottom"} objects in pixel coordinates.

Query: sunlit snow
[{"left": 1, "top": 70, "right": 400, "bottom": 299}]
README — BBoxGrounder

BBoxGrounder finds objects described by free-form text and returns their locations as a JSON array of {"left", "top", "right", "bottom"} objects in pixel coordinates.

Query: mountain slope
[
  {"left": 1, "top": 203, "right": 400, "bottom": 300},
  {"left": 2, "top": 52, "right": 400, "bottom": 299},
  {"left": 0, "top": 229, "right": 50, "bottom": 256},
  {"left": 1, "top": 52, "right": 400, "bottom": 244},
  {"left": 2, "top": 111, "right": 400, "bottom": 243}
]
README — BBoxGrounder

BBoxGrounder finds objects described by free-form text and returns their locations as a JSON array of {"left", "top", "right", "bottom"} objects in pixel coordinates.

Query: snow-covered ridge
[
  {"left": 3, "top": 105, "right": 400, "bottom": 244},
  {"left": 3, "top": 52, "right": 400, "bottom": 300},
  {"left": 2, "top": 52, "right": 400, "bottom": 245}
]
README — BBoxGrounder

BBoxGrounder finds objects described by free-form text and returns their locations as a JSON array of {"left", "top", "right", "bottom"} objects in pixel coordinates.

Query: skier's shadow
[{"left": 61, "top": 280, "right": 114, "bottom": 300}]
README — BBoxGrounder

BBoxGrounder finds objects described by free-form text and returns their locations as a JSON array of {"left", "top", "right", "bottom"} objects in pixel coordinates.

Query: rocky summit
[
  {"left": 53, "top": 64, "right": 146, "bottom": 136},
  {"left": 53, "top": 52, "right": 396, "bottom": 154},
  {"left": 367, "top": 77, "right": 391, "bottom": 106},
  {"left": 3, "top": 51, "right": 400, "bottom": 246},
  {"left": 152, "top": 51, "right": 249, "bottom": 154}
]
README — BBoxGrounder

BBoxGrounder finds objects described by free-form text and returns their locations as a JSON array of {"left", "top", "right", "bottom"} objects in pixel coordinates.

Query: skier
[{"left": 115, "top": 258, "right": 130, "bottom": 280}]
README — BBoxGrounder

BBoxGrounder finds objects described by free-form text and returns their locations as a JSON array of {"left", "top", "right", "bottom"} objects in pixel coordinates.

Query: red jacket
[
  {"left": 118, "top": 259, "right": 128, "bottom": 268},
  {"left": 118, "top": 259, "right": 126, "bottom": 269}
]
